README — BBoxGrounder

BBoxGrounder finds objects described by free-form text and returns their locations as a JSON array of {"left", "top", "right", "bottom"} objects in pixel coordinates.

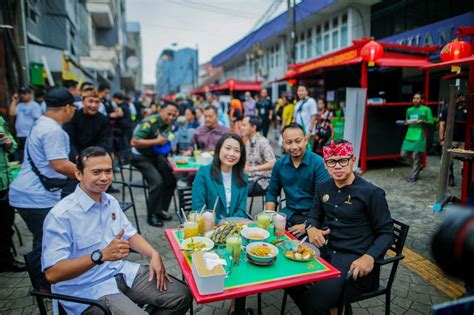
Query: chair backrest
[
  {"left": 387, "top": 219, "right": 410, "bottom": 256},
  {"left": 177, "top": 187, "right": 193, "bottom": 224}
]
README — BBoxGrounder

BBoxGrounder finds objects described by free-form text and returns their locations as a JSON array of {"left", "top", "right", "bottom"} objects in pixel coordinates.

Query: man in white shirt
[
  {"left": 293, "top": 84, "right": 317, "bottom": 141},
  {"left": 8, "top": 86, "right": 42, "bottom": 161},
  {"left": 42, "top": 146, "right": 191, "bottom": 314}
]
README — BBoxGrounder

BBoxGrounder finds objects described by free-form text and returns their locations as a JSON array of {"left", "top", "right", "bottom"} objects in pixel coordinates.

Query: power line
[{"left": 165, "top": 0, "right": 258, "bottom": 20}]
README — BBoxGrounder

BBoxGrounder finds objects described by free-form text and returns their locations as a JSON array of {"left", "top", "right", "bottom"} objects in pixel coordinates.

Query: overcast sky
[{"left": 125, "top": 0, "right": 288, "bottom": 84}]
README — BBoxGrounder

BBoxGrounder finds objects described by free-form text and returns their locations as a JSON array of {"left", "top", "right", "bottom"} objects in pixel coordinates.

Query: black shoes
[
  {"left": 156, "top": 212, "right": 173, "bottom": 221},
  {"left": 147, "top": 214, "right": 164, "bottom": 227},
  {"left": 0, "top": 259, "right": 27, "bottom": 273},
  {"left": 406, "top": 176, "right": 417, "bottom": 183}
]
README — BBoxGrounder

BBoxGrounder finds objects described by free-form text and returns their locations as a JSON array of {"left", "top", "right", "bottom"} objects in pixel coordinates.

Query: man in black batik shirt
[{"left": 288, "top": 139, "right": 394, "bottom": 314}]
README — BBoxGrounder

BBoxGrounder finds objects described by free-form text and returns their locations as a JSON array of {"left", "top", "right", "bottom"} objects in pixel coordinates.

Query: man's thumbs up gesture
[{"left": 102, "top": 228, "right": 130, "bottom": 261}]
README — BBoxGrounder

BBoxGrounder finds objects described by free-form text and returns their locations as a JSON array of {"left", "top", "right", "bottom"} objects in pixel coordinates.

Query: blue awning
[{"left": 211, "top": 0, "right": 335, "bottom": 67}]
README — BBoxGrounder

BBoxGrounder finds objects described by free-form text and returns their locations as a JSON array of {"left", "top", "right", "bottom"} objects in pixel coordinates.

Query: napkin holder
[{"left": 191, "top": 251, "right": 226, "bottom": 295}]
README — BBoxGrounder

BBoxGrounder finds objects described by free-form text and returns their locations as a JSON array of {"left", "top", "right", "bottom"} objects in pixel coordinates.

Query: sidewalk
[{"left": 0, "top": 150, "right": 461, "bottom": 314}]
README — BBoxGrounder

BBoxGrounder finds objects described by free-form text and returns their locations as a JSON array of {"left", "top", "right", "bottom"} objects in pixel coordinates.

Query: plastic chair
[{"left": 112, "top": 180, "right": 141, "bottom": 234}]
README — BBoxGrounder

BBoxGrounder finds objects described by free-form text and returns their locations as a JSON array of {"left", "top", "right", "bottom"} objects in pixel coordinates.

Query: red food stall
[
  {"left": 191, "top": 79, "right": 262, "bottom": 96},
  {"left": 278, "top": 37, "right": 442, "bottom": 171}
]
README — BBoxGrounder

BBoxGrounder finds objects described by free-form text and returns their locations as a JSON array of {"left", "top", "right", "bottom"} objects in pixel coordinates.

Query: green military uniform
[
  {"left": 133, "top": 114, "right": 173, "bottom": 157},
  {"left": 131, "top": 114, "right": 176, "bottom": 225},
  {"left": 0, "top": 117, "right": 17, "bottom": 190},
  {"left": 401, "top": 105, "right": 434, "bottom": 152}
]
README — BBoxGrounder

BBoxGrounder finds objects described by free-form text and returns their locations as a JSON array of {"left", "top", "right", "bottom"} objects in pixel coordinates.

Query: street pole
[
  {"left": 286, "top": 0, "right": 294, "bottom": 66},
  {"left": 17, "top": 0, "right": 29, "bottom": 85}
]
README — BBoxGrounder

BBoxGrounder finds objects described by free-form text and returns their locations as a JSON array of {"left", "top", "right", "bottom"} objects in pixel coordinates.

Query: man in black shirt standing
[
  {"left": 256, "top": 89, "right": 273, "bottom": 137},
  {"left": 64, "top": 88, "right": 111, "bottom": 159},
  {"left": 288, "top": 139, "right": 394, "bottom": 314}
]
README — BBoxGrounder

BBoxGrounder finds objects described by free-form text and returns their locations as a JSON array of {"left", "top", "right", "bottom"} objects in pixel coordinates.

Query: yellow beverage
[
  {"left": 188, "top": 212, "right": 204, "bottom": 234},
  {"left": 226, "top": 236, "right": 242, "bottom": 265},
  {"left": 183, "top": 222, "right": 199, "bottom": 239}
]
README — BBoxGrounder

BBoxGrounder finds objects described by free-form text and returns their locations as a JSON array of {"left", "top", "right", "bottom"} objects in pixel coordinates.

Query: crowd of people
[{"left": 1, "top": 79, "right": 452, "bottom": 314}]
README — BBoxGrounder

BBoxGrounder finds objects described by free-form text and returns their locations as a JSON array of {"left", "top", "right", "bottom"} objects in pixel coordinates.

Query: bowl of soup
[{"left": 240, "top": 227, "right": 270, "bottom": 245}]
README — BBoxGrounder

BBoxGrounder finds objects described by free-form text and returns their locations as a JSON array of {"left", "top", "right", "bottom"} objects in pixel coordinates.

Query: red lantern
[
  {"left": 228, "top": 79, "right": 236, "bottom": 91},
  {"left": 440, "top": 39, "right": 472, "bottom": 72},
  {"left": 361, "top": 40, "right": 384, "bottom": 67},
  {"left": 285, "top": 69, "right": 297, "bottom": 86}
]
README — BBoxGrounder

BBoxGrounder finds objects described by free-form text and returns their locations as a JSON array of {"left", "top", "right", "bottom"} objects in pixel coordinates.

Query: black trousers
[
  {"left": 131, "top": 154, "right": 176, "bottom": 216},
  {"left": 0, "top": 189, "right": 15, "bottom": 266},
  {"left": 287, "top": 250, "right": 379, "bottom": 314},
  {"left": 261, "top": 118, "right": 271, "bottom": 137}
]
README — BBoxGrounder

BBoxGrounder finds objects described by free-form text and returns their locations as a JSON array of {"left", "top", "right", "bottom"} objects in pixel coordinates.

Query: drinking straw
[
  {"left": 181, "top": 208, "right": 188, "bottom": 223},
  {"left": 212, "top": 196, "right": 219, "bottom": 214},
  {"left": 200, "top": 204, "right": 206, "bottom": 213}
]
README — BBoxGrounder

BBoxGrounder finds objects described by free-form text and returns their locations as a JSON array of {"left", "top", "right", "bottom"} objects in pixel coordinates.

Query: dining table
[
  {"left": 165, "top": 226, "right": 340, "bottom": 315},
  {"left": 167, "top": 155, "right": 205, "bottom": 174}
]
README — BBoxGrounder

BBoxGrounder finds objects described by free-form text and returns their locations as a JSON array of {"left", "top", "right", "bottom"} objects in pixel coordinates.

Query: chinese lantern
[
  {"left": 228, "top": 79, "right": 236, "bottom": 91},
  {"left": 361, "top": 40, "right": 384, "bottom": 67},
  {"left": 440, "top": 39, "right": 472, "bottom": 72},
  {"left": 285, "top": 69, "right": 297, "bottom": 86}
]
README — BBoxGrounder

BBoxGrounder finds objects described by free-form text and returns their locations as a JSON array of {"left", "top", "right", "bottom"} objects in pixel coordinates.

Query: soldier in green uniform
[
  {"left": 131, "top": 103, "right": 179, "bottom": 227},
  {"left": 401, "top": 93, "right": 434, "bottom": 182}
]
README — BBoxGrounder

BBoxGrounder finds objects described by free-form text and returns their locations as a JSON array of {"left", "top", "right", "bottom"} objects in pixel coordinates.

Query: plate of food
[
  {"left": 240, "top": 227, "right": 270, "bottom": 245},
  {"left": 246, "top": 242, "right": 279, "bottom": 264},
  {"left": 279, "top": 240, "right": 319, "bottom": 262},
  {"left": 175, "top": 157, "right": 189, "bottom": 165},
  {"left": 208, "top": 221, "right": 244, "bottom": 245},
  {"left": 181, "top": 237, "right": 214, "bottom": 252}
]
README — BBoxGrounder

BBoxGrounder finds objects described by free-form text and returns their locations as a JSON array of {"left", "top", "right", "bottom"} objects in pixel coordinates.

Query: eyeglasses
[{"left": 325, "top": 156, "right": 353, "bottom": 168}]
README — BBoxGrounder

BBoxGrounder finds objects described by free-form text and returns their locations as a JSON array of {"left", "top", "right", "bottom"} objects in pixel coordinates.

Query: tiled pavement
[{"left": 0, "top": 147, "right": 462, "bottom": 314}]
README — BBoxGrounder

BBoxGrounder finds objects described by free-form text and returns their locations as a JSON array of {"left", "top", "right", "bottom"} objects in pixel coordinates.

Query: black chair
[
  {"left": 176, "top": 187, "right": 193, "bottom": 224},
  {"left": 280, "top": 219, "right": 409, "bottom": 315},
  {"left": 23, "top": 252, "right": 111, "bottom": 315},
  {"left": 117, "top": 155, "right": 150, "bottom": 213},
  {"left": 112, "top": 180, "right": 141, "bottom": 234},
  {"left": 337, "top": 219, "right": 409, "bottom": 315},
  {"left": 248, "top": 176, "right": 269, "bottom": 214}
]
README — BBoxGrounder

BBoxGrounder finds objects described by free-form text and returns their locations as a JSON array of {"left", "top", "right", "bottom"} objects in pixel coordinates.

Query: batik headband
[{"left": 323, "top": 140, "right": 354, "bottom": 160}]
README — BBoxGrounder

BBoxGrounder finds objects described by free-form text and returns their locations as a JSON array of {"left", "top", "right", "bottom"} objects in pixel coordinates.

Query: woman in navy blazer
[{"left": 192, "top": 134, "right": 249, "bottom": 220}]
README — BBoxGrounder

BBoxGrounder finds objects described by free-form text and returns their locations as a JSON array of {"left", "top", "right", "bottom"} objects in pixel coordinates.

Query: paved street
[{"left": 0, "top": 145, "right": 460, "bottom": 314}]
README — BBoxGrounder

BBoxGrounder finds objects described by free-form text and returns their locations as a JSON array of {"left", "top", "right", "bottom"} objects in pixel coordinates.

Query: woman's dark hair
[
  {"left": 76, "top": 146, "right": 112, "bottom": 172},
  {"left": 211, "top": 134, "right": 246, "bottom": 187}
]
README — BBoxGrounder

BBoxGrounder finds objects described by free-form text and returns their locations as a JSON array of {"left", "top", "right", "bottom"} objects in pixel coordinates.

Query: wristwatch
[{"left": 91, "top": 249, "right": 104, "bottom": 265}]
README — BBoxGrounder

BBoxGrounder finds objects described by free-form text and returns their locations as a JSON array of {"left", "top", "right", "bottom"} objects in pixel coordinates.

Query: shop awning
[
  {"left": 210, "top": 79, "right": 262, "bottom": 92},
  {"left": 421, "top": 55, "right": 474, "bottom": 70},
  {"left": 375, "top": 57, "right": 432, "bottom": 68}
]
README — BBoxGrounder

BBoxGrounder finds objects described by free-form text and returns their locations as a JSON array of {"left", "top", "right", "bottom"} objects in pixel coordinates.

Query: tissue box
[{"left": 191, "top": 252, "right": 226, "bottom": 295}]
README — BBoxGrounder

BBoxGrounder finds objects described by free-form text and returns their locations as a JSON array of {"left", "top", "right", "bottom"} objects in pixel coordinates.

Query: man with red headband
[{"left": 287, "top": 139, "right": 394, "bottom": 314}]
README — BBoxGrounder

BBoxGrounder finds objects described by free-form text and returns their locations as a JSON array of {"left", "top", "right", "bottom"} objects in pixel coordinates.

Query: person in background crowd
[
  {"left": 0, "top": 118, "right": 26, "bottom": 273},
  {"left": 185, "top": 105, "right": 230, "bottom": 154},
  {"left": 274, "top": 98, "right": 285, "bottom": 134},
  {"left": 8, "top": 86, "right": 42, "bottom": 162},
  {"left": 192, "top": 134, "right": 249, "bottom": 219},
  {"left": 439, "top": 91, "right": 467, "bottom": 186},
  {"left": 36, "top": 89, "right": 47, "bottom": 114},
  {"left": 64, "top": 80, "right": 81, "bottom": 99},
  {"left": 401, "top": 92, "right": 434, "bottom": 182},
  {"left": 313, "top": 98, "right": 334, "bottom": 154},
  {"left": 243, "top": 91, "right": 256, "bottom": 116},
  {"left": 173, "top": 116, "right": 196, "bottom": 153},
  {"left": 256, "top": 89, "right": 273, "bottom": 137},
  {"left": 265, "top": 123, "right": 330, "bottom": 237},
  {"left": 131, "top": 103, "right": 179, "bottom": 227},
  {"left": 195, "top": 107, "right": 205, "bottom": 126},
  {"left": 113, "top": 92, "right": 134, "bottom": 163},
  {"left": 240, "top": 116, "right": 276, "bottom": 195},
  {"left": 288, "top": 139, "right": 394, "bottom": 314},
  {"left": 41, "top": 146, "right": 192, "bottom": 315},
  {"left": 230, "top": 96, "right": 243, "bottom": 134},
  {"left": 133, "top": 94, "right": 145, "bottom": 123},
  {"left": 194, "top": 94, "right": 205, "bottom": 109},
  {"left": 281, "top": 95, "right": 295, "bottom": 128},
  {"left": 176, "top": 94, "right": 191, "bottom": 116},
  {"left": 185, "top": 107, "right": 199, "bottom": 129},
  {"left": 64, "top": 87, "right": 111, "bottom": 159},
  {"left": 9, "top": 87, "right": 77, "bottom": 288},
  {"left": 294, "top": 84, "right": 317, "bottom": 142},
  {"left": 76, "top": 82, "right": 95, "bottom": 109},
  {"left": 126, "top": 95, "right": 138, "bottom": 126}
]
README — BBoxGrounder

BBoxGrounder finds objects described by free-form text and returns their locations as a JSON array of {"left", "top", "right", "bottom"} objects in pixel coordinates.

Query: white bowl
[
  {"left": 240, "top": 227, "right": 270, "bottom": 244},
  {"left": 181, "top": 237, "right": 214, "bottom": 252},
  {"left": 246, "top": 242, "right": 279, "bottom": 263}
]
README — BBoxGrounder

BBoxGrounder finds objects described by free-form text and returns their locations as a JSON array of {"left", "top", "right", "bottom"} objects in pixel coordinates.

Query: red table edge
[
  {"left": 167, "top": 157, "right": 198, "bottom": 173},
  {"left": 164, "top": 229, "right": 341, "bottom": 304}
]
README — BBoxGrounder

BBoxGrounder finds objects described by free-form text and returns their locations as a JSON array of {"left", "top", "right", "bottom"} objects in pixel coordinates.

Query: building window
[
  {"left": 300, "top": 42, "right": 305, "bottom": 60},
  {"left": 324, "top": 34, "right": 330, "bottom": 52},
  {"left": 332, "top": 17, "right": 338, "bottom": 28},
  {"left": 332, "top": 30, "right": 338, "bottom": 49},
  {"left": 316, "top": 36, "right": 322, "bottom": 56},
  {"left": 275, "top": 49, "right": 279, "bottom": 67},
  {"left": 340, "top": 25, "right": 348, "bottom": 47},
  {"left": 324, "top": 21, "right": 329, "bottom": 32},
  {"left": 306, "top": 38, "right": 313, "bottom": 58}
]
